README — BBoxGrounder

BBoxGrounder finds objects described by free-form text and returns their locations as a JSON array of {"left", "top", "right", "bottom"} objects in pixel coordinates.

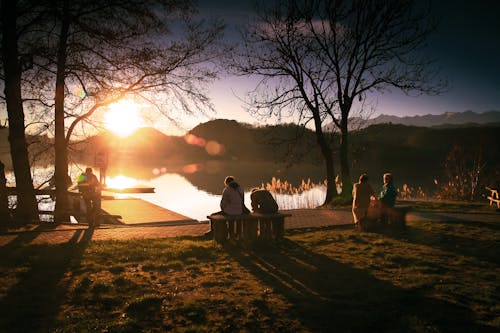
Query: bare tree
[
  {"left": 438, "top": 144, "right": 486, "bottom": 201},
  {"left": 233, "top": 0, "right": 445, "bottom": 204},
  {"left": 16, "top": 0, "right": 224, "bottom": 221}
]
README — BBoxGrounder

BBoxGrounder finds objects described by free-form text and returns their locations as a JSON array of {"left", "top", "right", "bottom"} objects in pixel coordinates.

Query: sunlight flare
[
  {"left": 106, "top": 175, "right": 138, "bottom": 189},
  {"left": 104, "top": 100, "right": 144, "bottom": 136}
]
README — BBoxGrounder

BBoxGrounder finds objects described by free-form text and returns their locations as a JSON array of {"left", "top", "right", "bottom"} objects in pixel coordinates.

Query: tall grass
[{"left": 260, "top": 177, "right": 327, "bottom": 209}]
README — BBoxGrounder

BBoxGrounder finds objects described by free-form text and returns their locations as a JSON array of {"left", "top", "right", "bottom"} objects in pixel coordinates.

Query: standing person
[
  {"left": 352, "top": 173, "right": 375, "bottom": 225},
  {"left": 250, "top": 187, "right": 278, "bottom": 214},
  {"left": 77, "top": 167, "right": 101, "bottom": 227}
]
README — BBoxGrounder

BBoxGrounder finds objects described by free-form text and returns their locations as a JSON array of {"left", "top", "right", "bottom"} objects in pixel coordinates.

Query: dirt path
[{"left": 0, "top": 209, "right": 497, "bottom": 246}]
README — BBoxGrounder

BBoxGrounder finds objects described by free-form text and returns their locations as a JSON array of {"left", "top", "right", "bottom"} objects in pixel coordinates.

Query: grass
[{"left": 0, "top": 217, "right": 499, "bottom": 332}]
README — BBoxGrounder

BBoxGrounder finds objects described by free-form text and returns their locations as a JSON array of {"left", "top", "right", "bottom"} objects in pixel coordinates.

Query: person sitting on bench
[
  {"left": 250, "top": 187, "right": 278, "bottom": 214},
  {"left": 377, "top": 172, "right": 397, "bottom": 223}
]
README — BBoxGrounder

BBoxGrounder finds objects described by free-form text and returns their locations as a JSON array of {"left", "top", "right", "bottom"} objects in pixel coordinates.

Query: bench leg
[
  {"left": 236, "top": 220, "right": 244, "bottom": 238},
  {"left": 243, "top": 219, "right": 258, "bottom": 242},
  {"left": 259, "top": 219, "right": 272, "bottom": 240},
  {"left": 213, "top": 220, "right": 228, "bottom": 242},
  {"left": 272, "top": 218, "right": 285, "bottom": 239}
]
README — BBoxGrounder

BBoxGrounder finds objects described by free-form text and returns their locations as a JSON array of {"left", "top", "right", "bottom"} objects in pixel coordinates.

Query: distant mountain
[{"left": 355, "top": 110, "right": 500, "bottom": 128}]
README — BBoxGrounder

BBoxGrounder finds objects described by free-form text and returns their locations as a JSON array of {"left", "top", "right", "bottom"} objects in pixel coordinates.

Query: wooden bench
[
  {"left": 207, "top": 212, "right": 292, "bottom": 243},
  {"left": 486, "top": 187, "right": 500, "bottom": 209}
]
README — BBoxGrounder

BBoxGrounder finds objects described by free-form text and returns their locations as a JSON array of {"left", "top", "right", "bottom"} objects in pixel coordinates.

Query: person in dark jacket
[
  {"left": 250, "top": 188, "right": 278, "bottom": 214},
  {"left": 379, "top": 173, "right": 397, "bottom": 208}
]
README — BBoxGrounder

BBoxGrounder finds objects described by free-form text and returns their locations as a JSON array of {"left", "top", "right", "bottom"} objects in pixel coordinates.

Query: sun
[{"left": 104, "top": 100, "right": 144, "bottom": 136}]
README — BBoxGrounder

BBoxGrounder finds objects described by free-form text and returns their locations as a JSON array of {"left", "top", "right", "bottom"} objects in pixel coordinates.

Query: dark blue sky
[{"left": 197, "top": 0, "right": 500, "bottom": 122}]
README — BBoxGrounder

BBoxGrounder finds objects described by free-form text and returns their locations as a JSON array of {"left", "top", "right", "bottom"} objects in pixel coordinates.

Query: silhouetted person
[
  {"left": 250, "top": 188, "right": 278, "bottom": 214},
  {"left": 352, "top": 173, "right": 375, "bottom": 225},
  {"left": 77, "top": 167, "right": 101, "bottom": 227}
]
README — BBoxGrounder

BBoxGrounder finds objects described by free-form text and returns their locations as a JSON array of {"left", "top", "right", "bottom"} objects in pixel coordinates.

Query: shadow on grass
[
  {"left": 381, "top": 215, "right": 500, "bottom": 266},
  {"left": 0, "top": 226, "right": 94, "bottom": 333},
  {"left": 410, "top": 211, "right": 500, "bottom": 232},
  {"left": 224, "top": 239, "right": 496, "bottom": 333}
]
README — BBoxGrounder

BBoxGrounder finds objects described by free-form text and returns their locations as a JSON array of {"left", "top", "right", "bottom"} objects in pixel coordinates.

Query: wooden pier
[{"left": 100, "top": 198, "right": 198, "bottom": 226}]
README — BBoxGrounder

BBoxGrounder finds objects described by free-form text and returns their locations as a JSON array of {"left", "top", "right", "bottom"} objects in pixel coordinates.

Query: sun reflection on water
[{"left": 106, "top": 175, "right": 138, "bottom": 189}]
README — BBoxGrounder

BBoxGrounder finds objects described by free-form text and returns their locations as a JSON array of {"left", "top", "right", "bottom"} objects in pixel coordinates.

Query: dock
[{"left": 100, "top": 198, "right": 198, "bottom": 226}]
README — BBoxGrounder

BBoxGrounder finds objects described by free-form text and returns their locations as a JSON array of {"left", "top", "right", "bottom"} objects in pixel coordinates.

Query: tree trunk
[
  {"left": 1, "top": 0, "right": 39, "bottom": 224},
  {"left": 339, "top": 117, "right": 352, "bottom": 200},
  {"left": 312, "top": 120, "right": 337, "bottom": 205},
  {"left": 0, "top": 160, "right": 11, "bottom": 226},
  {"left": 53, "top": 10, "right": 70, "bottom": 223}
]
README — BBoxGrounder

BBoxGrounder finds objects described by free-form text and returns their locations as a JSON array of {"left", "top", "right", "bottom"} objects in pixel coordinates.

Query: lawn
[{"left": 0, "top": 217, "right": 498, "bottom": 332}]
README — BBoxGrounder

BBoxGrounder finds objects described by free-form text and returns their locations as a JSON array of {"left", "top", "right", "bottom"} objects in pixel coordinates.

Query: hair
[
  {"left": 383, "top": 173, "right": 393, "bottom": 183},
  {"left": 224, "top": 176, "right": 235, "bottom": 185},
  {"left": 359, "top": 173, "right": 369, "bottom": 183}
]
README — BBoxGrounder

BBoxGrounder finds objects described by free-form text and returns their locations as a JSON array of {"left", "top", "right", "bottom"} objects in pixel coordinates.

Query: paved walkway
[{"left": 0, "top": 209, "right": 498, "bottom": 246}]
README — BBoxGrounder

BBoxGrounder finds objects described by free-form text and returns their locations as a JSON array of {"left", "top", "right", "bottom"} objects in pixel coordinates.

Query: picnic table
[
  {"left": 486, "top": 186, "right": 500, "bottom": 208},
  {"left": 207, "top": 212, "right": 292, "bottom": 243}
]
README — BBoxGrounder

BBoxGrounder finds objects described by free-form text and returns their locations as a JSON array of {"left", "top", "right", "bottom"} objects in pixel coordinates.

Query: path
[{"left": 0, "top": 209, "right": 498, "bottom": 246}]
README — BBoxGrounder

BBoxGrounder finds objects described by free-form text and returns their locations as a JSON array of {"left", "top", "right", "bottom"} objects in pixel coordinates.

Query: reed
[{"left": 260, "top": 177, "right": 327, "bottom": 209}]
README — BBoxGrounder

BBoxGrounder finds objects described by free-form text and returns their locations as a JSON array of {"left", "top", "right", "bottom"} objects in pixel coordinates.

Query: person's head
[
  {"left": 85, "top": 167, "right": 93, "bottom": 175},
  {"left": 224, "top": 176, "right": 235, "bottom": 186},
  {"left": 383, "top": 173, "right": 393, "bottom": 184},
  {"left": 359, "top": 173, "right": 369, "bottom": 183}
]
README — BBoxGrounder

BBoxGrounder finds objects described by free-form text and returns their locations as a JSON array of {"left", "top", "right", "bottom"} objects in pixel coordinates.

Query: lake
[{"left": 8, "top": 161, "right": 328, "bottom": 221}]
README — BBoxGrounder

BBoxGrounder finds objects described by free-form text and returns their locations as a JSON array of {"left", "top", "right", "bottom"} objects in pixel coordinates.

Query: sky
[
  {"left": 2, "top": 1, "right": 499, "bottom": 135},
  {"left": 193, "top": 0, "right": 500, "bottom": 129}
]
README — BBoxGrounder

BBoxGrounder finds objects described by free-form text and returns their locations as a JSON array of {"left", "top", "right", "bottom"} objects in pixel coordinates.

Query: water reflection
[
  {"left": 7, "top": 162, "right": 327, "bottom": 222},
  {"left": 128, "top": 172, "right": 326, "bottom": 221}
]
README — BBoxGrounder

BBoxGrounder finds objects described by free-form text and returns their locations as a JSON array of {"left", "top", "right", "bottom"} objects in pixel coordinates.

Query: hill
[{"left": 1, "top": 119, "right": 498, "bottom": 193}]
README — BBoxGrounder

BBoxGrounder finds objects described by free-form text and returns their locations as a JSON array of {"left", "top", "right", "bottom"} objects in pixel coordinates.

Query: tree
[
  {"left": 19, "top": 0, "right": 224, "bottom": 222},
  {"left": 437, "top": 144, "right": 486, "bottom": 201},
  {"left": 0, "top": 0, "right": 40, "bottom": 224},
  {"left": 234, "top": 0, "right": 445, "bottom": 204}
]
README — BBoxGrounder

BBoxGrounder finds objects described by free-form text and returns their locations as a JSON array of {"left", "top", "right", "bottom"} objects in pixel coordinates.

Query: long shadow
[
  {"left": 224, "top": 239, "right": 496, "bottom": 333},
  {"left": 411, "top": 211, "right": 500, "bottom": 231},
  {"left": 0, "top": 227, "right": 94, "bottom": 332},
  {"left": 0, "top": 223, "right": 59, "bottom": 248},
  {"left": 380, "top": 214, "right": 500, "bottom": 265}
]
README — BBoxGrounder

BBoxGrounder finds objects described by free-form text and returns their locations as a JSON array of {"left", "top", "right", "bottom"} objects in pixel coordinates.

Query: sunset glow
[
  {"left": 104, "top": 100, "right": 143, "bottom": 136},
  {"left": 106, "top": 175, "right": 138, "bottom": 189}
]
